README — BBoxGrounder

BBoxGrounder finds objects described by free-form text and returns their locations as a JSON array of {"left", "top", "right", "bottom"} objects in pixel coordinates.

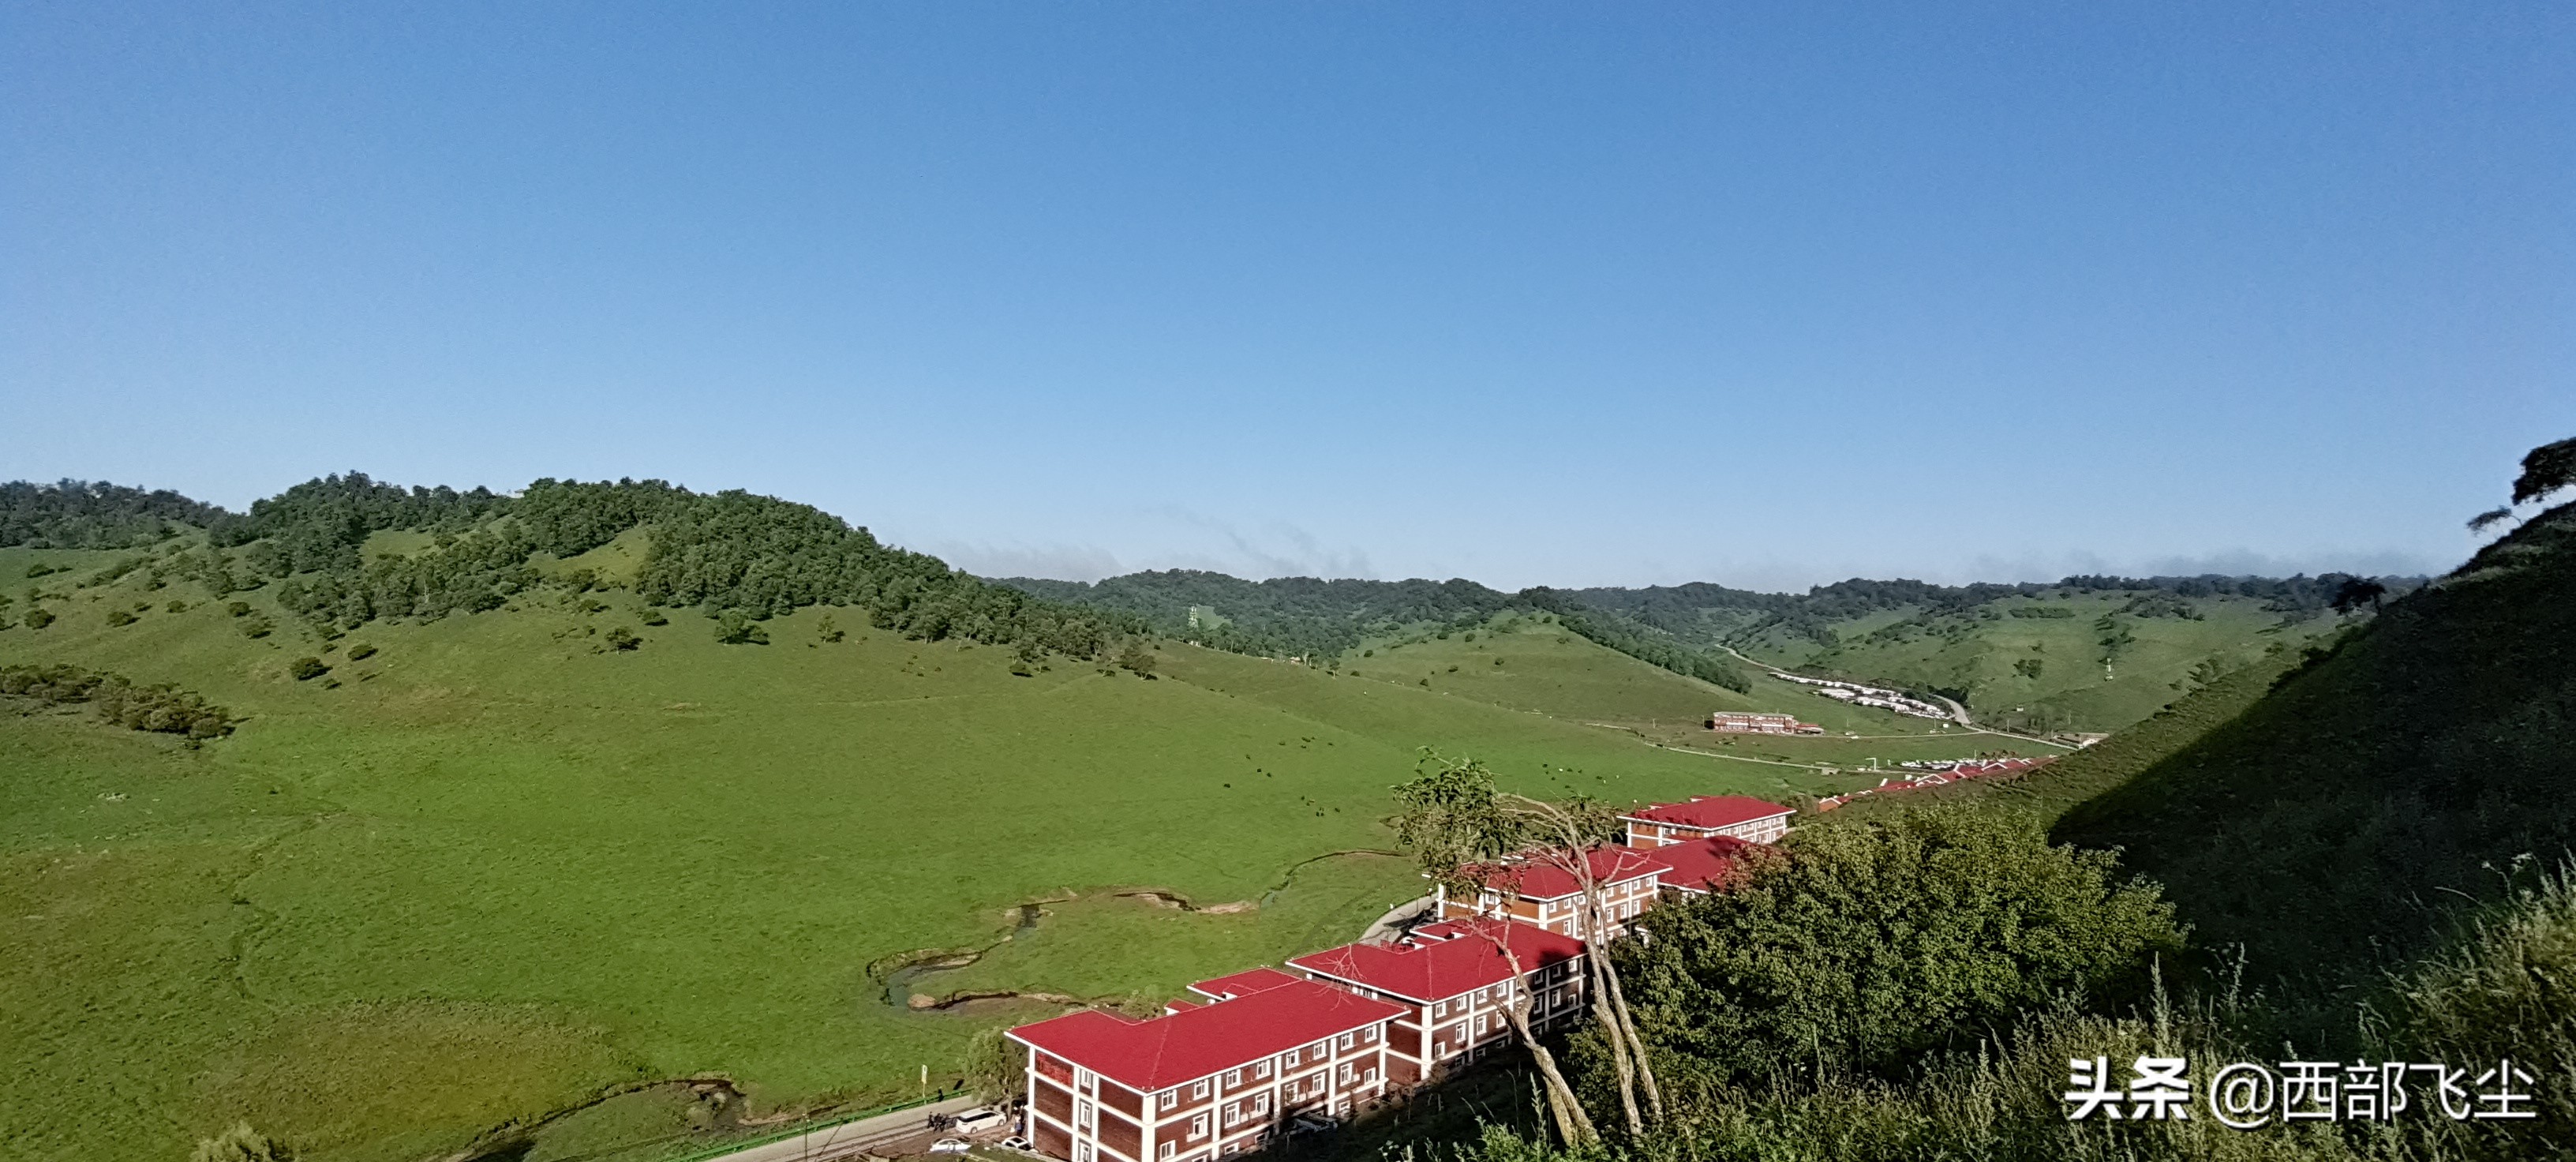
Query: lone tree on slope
[
  {"left": 2329, "top": 576, "right": 2387, "bottom": 616},
  {"left": 2512, "top": 436, "right": 2576, "bottom": 508}
]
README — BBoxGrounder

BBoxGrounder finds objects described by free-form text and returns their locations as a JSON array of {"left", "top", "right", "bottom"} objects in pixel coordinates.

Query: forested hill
[
  {"left": 997, "top": 571, "right": 1757, "bottom": 692},
  {"left": 0, "top": 474, "right": 1140, "bottom": 657},
  {"left": 2052, "top": 494, "right": 2576, "bottom": 992},
  {"left": 0, "top": 479, "right": 231, "bottom": 549},
  {"left": 1573, "top": 572, "right": 2415, "bottom": 650}
]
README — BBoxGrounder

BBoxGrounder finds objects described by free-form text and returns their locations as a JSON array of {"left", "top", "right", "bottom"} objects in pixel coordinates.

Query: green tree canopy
[{"left": 1616, "top": 807, "right": 2182, "bottom": 1087}]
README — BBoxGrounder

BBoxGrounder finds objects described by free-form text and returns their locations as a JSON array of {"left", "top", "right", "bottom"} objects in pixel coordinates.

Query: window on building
[
  {"left": 1076, "top": 1145, "right": 1092, "bottom": 1162},
  {"left": 1252, "top": 1095, "right": 1269, "bottom": 1115},
  {"left": 1191, "top": 1115, "right": 1209, "bottom": 1139},
  {"left": 1193, "top": 1080, "right": 1210, "bottom": 1100},
  {"left": 1252, "top": 1061, "right": 1269, "bottom": 1079},
  {"left": 1225, "top": 1069, "right": 1241, "bottom": 1087},
  {"left": 1223, "top": 1106, "right": 1240, "bottom": 1129},
  {"left": 1360, "top": 1025, "right": 1376, "bottom": 1043},
  {"left": 1077, "top": 1068, "right": 1095, "bottom": 1090},
  {"left": 1474, "top": 1014, "right": 1488, "bottom": 1034},
  {"left": 1160, "top": 1090, "right": 1178, "bottom": 1111},
  {"left": 1076, "top": 1101, "right": 1095, "bottom": 1130},
  {"left": 1337, "top": 1033, "right": 1354, "bottom": 1051},
  {"left": 1161, "top": 1144, "right": 1176, "bottom": 1160}
]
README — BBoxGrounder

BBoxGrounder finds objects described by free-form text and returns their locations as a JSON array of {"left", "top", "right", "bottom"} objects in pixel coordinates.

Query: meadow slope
[{"left": 2, "top": 542, "right": 1857, "bottom": 1162}]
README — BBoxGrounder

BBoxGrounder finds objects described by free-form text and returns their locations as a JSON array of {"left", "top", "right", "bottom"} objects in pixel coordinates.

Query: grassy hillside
[
  {"left": 2051, "top": 499, "right": 2576, "bottom": 993},
  {"left": 1748, "top": 590, "right": 2340, "bottom": 734},
  {"left": 1331, "top": 613, "right": 2050, "bottom": 777},
  {"left": 0, "top": 540, "right": 1833, "bottom": 1162},
  {"left": 1013, "top": 568, "right": 2375, "bottom": 740}
]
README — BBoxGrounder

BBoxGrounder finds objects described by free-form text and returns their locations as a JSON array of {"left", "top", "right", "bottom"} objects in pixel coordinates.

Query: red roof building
[
  {"left": 1288, "top": 918, "right": 1588, "bottom": 1084},
  {"left": 1622, "top": 795, "right": 1795, "bottom": 846},
  {"left": 1638, "top": 834, "right": 1760, "bottom": 895},
  {"left": 1438, "top": 846, "right": 1664, "bottom": 938},
  {"left": 1008, "top": 979, "right": 1406, "bottom": 1162}
]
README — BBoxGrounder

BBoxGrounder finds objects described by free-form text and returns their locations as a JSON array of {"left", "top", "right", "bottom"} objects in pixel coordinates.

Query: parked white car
[
  {"left": 953, "top": 1108, "right": 1009, "bottom": 1134},
  {"left": 930, "top": 1138, "right": 974, "bottom": 1155}
]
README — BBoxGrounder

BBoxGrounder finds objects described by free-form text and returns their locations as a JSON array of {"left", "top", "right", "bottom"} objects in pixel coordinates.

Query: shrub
[
  {"left": 1616, "top": 806, "right": 2184, "bottom": 1086},
  {"left": 241, "top": 618, "right": 272, "bottom": 639},
  {"left": 0, "top": 663, "right": 236, "bottom": 739},
  {"left": 167, "top": 599, "right": 188, "bottom": 613},
  {"left": 226, "top": 600, "right": 252, "bottom": 617},
  {"left": 345, "top": 643, "right": 377, "bottom": 661},
  {"left": 605, "top": 626, "right": 640, "bottom": 651},
  {"left": 713, "top": 609, "right": 768, "bottom": 645},
  {"left": 288, "top": 658, "right": 330, "bottom": 681},
  {"left": 193, "top": 1122, "right": 293, "bottom": 1162},
  {"left": 24, "top": 607, "right": 54, "bottom": 629},
  {"left": 1116, "top": 641, "right": 1156, "bottom": 677},
  {"left": 105, "top": 609, "right": 137, "bottom": 627}
]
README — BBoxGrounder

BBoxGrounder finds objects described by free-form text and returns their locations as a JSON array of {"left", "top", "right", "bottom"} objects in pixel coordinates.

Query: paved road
[{"left": 700, "top": 1096, "right": 987, "bottom": 1162}]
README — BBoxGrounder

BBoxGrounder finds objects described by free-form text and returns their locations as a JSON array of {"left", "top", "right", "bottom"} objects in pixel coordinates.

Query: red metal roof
[
  {"left": 1289, "top": 919, "right": 1584, "bottom": 1003},
  {"left": 1623, "top": 795, "right": 1793, "bottom": 831},
  {"left": 1008, "top": 979, "right": 1406, "bottom": 1093},
  {"left": 1467, "top": 845, "right": 1662, "bottom": 901},
  {"left": 1188, "top": 966, "right": 1302, "bottom": 1001},
  {"left": 1639, "top": 835, "right": 1758, "bottom": 893}
]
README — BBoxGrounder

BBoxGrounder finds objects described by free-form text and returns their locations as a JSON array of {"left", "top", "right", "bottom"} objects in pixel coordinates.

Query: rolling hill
[
  {"left": 1007, "top": 568, "right": 2389, "bottom": 738},
  {"left": 2046, "top": 496, "right": 2576, "bottom": 994},
  {"left": 0, "top": 477, "right": 1889, "bottom": 1162}
]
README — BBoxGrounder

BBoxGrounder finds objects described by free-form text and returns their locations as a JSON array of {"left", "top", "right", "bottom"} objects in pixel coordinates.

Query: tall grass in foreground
[{"left": 1413, "top": 865, "right": 2576, "bottom": 1162}]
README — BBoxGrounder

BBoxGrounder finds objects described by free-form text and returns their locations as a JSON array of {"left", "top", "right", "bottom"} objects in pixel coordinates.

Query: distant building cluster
[
  {"left": 1765, "top": 671, "right": 1953, "bottom": 720},
  {"left": 1707, "top": 711, "right": 1824, "bottom": 736},
  {"left": 1005, "top": 794, "right": 1794, "bottom": 1162},
  {"left": 1813, "top": 756, "right": 2052, "bottom": 811}
]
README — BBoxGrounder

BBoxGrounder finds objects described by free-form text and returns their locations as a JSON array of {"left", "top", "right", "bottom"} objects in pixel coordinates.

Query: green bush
[
  {"left": 192, "top": 1122, "right": 293, "bottom": 1162},
  {"left": 24, "top": 606, "right": 54, "bottom": 629},
  {"left": 1615, "top": 806, "right": 2183, "bottom": 1087},
  {"left": 345, "top": 643, "right": 377, "bottom": 661},
  {"left": 104, "top": 608, "right": 137, "bottom": 627},
  {"left": 288, "top": 657, "right": 330, "bottom": 681},
  {"left": 226, "top": 600, "right": 251, "bottom": 617},
  {"left": 713, "top": 609, "right": 768, "bottom": 646},
  {"left": 0, "top": 663, "right": 236, "bottom": 739},
  {"left": 605, "top": 626, "right": 641, "bottom": 651}
]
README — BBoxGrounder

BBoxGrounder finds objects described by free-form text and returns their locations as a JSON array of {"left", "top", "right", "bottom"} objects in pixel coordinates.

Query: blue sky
[{"left": 5, "top": 3, "right": 2568, "bottom": 590}]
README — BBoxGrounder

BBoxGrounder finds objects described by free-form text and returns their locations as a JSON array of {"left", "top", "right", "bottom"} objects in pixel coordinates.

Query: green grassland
[
  {"left": 2049, "top": 501, "right": 2576, "bottom": 995},
  {"left": 0, "top": 544, "right": 1852, "bottom": 1162},
  {"left": 1734, "top": 591, "right": 2336, "bottom": 734},
  {"left": 1332, "top": 614, "right": 2053, "bottom": 780}
]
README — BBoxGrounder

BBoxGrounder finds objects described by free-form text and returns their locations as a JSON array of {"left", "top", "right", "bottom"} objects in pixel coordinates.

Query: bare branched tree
[{"left": 1390, "top": 750, "right": 1665, "bottom": 1140}]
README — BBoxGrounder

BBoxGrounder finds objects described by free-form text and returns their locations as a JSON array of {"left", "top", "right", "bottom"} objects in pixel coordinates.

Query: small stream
[{"left": 879, "top": 904, "right": 1054, "bottom": 1015}]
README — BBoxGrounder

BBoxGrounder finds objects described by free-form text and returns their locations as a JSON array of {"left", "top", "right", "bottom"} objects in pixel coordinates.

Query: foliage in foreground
[
  {"left": 1451, "top": 856, "right": 2576, "bottom": 1162},
  {"left": 1602, "top": 808, "right": 2183, "bottom": 1089}
]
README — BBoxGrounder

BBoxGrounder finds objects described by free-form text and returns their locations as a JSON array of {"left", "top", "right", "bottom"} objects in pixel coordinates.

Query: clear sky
[{"left": 5, "top": 3, "right": 2569, "bottom": 590}]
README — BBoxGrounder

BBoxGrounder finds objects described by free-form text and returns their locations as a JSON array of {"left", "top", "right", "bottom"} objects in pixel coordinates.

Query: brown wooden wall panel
[{"left": 1035, "top": 1078, "right": 1073, "bottom": 1123}]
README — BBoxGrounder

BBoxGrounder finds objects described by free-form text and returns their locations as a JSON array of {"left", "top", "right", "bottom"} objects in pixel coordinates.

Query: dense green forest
[
  {"left": 0, "top": 480, "right": 231, "bottom": 549},
  {"left": 4, "top": 474, "right": 1142, "bottom": 659}
]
